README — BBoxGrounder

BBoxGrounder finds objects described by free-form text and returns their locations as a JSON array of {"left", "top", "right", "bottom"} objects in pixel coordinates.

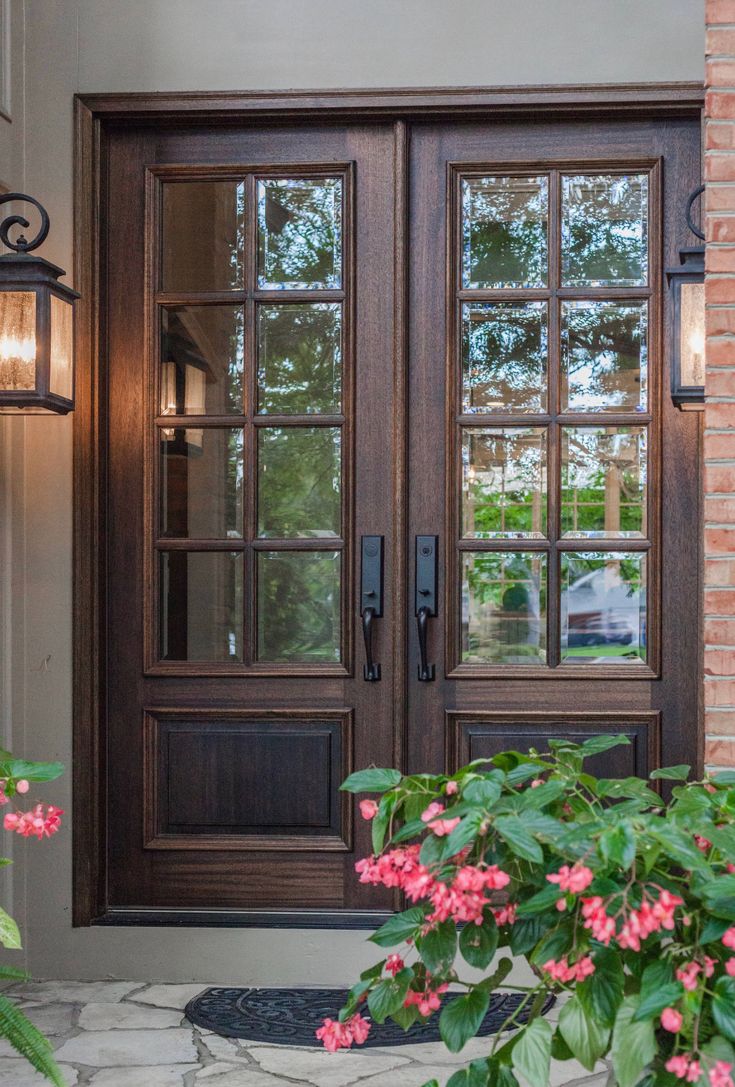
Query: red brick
[
  {"left": 706, "top": 339, "right": 735, "bottom": 366},
  {"left": 706, "top": 276, "right": 735, "bottom": 303},
  {"left": 705, "top": 677, "right": 735, "bottom": 706},
  {"left": 705, "top": 526, "right": 735, "bottom": 552},
  {"left": 705, "top": 588, "right": 735, "bottom": 613},
  {"left": 706, "top": 91, "right": 735, "bottom": 120},
  {"left": 708, "top": 245, "right": 735, "bottom": 272},
  {"left": 707, "top": 0, "right": 735, "bottom": 23},
  {"left": 707, "top": 371, "right": 735, "bottom": 398},
  {"left": 706, "top": 649, "right": 735, "bottom": 675},
  {"left": 707, "top": 28, "right": 735, "bottom": 55},
  {"left": 705, "top": 402, "right": 735, "bottom": 429},
  {"left": 707, "top": 307, "right": 735, "bottom": 335},
  {"left": 706, "top": 617, "right": 735, "bottom": 642},
  {"left": 707, "top": 186, "right": 735, "bottom": 212},
  {"left": 705, "top": 432, "right": 735, "bottom": 459},
  {"left": 706, "top": 154, "right": 735, "bottom": 182},
  {"left": 706, "top": 497, "right": 735, "bottom": 523},
  {"left": 706, "top": 710, "right": 735, "bottom": 734},
  {"left": 705, "top": 738, "right": 735, "bottom": 765},
  {"left": 705, "top": 466, "right": 735, "bottom": 492},
  {"left": 705, "top": 558, "right": 735, "bottom": 587},
  {"left": 708, "top": 214, "right": 735, "bottom": 241},
  {"left": 708, "top": 61, "right": 735, "bottom": 90}
]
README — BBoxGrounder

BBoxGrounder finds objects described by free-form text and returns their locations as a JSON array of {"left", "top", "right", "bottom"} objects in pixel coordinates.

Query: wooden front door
[{"left": 79, "top": 94, "right": 701, "bottom": 925}]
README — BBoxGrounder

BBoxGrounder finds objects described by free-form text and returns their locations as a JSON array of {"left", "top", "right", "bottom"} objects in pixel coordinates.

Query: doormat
[{"left": 185, "top": 986, "right": 555, "bottom": 1047}]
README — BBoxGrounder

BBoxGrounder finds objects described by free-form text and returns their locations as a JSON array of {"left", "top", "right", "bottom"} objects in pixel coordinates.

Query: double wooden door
[{"left": 92, "top": 107, "right": 701, "bottom": 925}]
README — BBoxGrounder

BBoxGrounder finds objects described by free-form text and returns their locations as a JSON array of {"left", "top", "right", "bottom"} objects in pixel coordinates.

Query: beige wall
[{"left": 0, "top": 0, "right": 705, "bottom": 982}]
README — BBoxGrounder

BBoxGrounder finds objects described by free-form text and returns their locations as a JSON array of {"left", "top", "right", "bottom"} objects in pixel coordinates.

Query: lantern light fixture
[
  {"left": 667, "top": 184, "right": 705, "bottom": 411},
  {"left": 0, "top": 193, "right": 78, "bottom": 414}
]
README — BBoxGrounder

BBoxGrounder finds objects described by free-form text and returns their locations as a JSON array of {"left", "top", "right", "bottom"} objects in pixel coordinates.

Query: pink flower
[
  {"left": 492, "top": 903, "right": 517, "bottom": 926},
  {"left": 727, "top": 958, "right": 735, "bottom": 977},
  {"left": 445, "top": 781, "right": 459, "bottom": 795},
  {"left": 347, "top": 1014, "right": 370, "bottom": 1046},
  {"left": 667, "top": 1056, "right": 702, "bottom": 1083},
  {"left": 359, "top": 799, "right": 379, "bottom": 821},
  {"left": 661, "top": 1007, "right": 683, "bottom": 1033},
  {"left": 316, "top": 1013, "right": 371, "bottom": 1052},
  {"left": 547, "top": 864, "right": 594, "bottom": 894},
  {"left": 676, "top": 963, "right": 702, "bottom": 992},
  {"left": 555, "top": 898, "right": 567, "bottom": 912},
  {"left": 15, "top": 779, "right": 29, "bottom": 795},
  {"left": 530, "top": 778, "right": 544, "bottom": 788},
  {"left": 385, "top": 954, "right": 404, "bottom": 976},
  {"left": 723, "top": 928, "right": 735, "bottom": 950},
  {"left": 404, "top": 978, "right": 448, "bottom": 1018},
  {"left": 421, "top": 802, "right": 445, "bottom": 823},
  {"left": 4, "top": 803, "right": 63, "bottom": 839},
  {"left": 705, "top": 956, "right": 717, "bottom": 978},
  {"left": 428, "top": 816, "right": 461, "bottom": 837},
  {"left": 542, "top": 956, "right": 595, "bottom": 984},
  {"left": 709, "top": 1061, "right": 734, "bottom": 1087},
  {"left": 695, "top": 834, "right": 712, "bottom": 853}
]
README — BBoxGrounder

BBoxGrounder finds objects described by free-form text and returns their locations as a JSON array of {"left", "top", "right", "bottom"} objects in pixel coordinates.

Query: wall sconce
[
  {"left": 0, "top": 193, "right": 78, "bottom": 414},
  {"left": 667, "top": 185, "right": 705, "bottom": 411}
]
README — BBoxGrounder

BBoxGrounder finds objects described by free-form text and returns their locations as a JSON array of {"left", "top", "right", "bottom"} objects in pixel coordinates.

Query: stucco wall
[{"left": 0, "top": 0, "right": 705, "bottom": 982}]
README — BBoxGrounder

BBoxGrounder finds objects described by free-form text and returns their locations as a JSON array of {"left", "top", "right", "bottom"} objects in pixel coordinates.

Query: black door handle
[
  {"left": 415, "top": 535, "right": 438, "bottom": 682},
  {"left": 416, "top": 605, "right": 435, "bottom": 682},
  {"left": 361, "top": 536, "right": 384, "bottom": 682}
]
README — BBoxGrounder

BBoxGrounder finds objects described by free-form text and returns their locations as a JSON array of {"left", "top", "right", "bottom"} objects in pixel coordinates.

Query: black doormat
[{"left": 185, "top": 986, "right": 555, "bottom": 1047}]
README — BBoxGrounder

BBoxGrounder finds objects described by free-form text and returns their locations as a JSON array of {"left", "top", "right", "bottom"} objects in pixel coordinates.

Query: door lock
[{"left": 415, "top": 535, "right": 438, "bottom": 681}]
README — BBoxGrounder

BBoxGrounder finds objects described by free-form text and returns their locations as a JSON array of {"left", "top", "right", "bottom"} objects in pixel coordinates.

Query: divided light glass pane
[
  {"left": 560, "top": 552, "right": 646, "bottom": 665},
  {"left": 160, "top": 427, "right": 244, "bottom": 539},
  {"left": 257, "top": 303, "right": 342, "bottom": 414},
  {"left": 162, "top": 181, "right": 245, "bottom": 291},
  {"left": 160, "top": 551, "right": 243, "bottom": 661},
  {"left": 257, "top": 551, "right": 341, "bottom": 662},
  {"left": 462, "top": 301, "right": 547, "bottom": 413},
  {"left": 561, "top": 427, "right": 647, "bottom": 539},
  {"left": 462, "top": 176, "right": 548, "bottom": 289},
  {"left": 462, "top": 427, "right": 547, "bottom": 539},
  {"left": 561, "top": 174, "right": 648, "bottom": 287},
  {"left": 257, "top": 427, "right": 341, "bottom": 539},
  {"left": 461, "top": 552, "right": 547, "bottom": 665},
  {"left": 561, "top": 301, "right": 647, "bottom": 413},
  {"left": 161, "top": 306, "right": 244, "bottom": 416},
  {"left": 258, "top": 178, "right": 342, "bottom": 290}
]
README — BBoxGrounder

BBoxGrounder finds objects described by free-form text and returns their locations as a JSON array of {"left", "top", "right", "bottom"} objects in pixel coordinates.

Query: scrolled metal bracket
[
  {"left": 0, "top": 192, "right": 50, "bottom": 253},
  {"left": 685, "top": 184, "right": 705, "bottom": 242}
]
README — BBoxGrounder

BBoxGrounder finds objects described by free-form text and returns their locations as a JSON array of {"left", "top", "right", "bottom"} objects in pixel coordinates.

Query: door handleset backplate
[{"left": 360, "top": 535, "right": 384, "bottom": 681}]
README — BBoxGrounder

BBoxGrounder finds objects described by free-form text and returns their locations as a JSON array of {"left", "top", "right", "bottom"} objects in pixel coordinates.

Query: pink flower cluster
[
  {"left": 4, "top": 803, "right": 63, "bottom": 839},
  {"left": 542, "top": 955, "right": 595, "bottom": 984},
  {"left": 420, "top": 802, "right": 460, "bottom": 838},
  {"left": 666, "top": 1056, "right": 702, "bottom": 1083},
  {"left": 547, "top": 864, "right": 594, "bottom": 895},
  {"left": 316, "top": 1013, "right": 370, "bottom": 1052},
  {"left": 676, "top": 958, "right": 715, "bottom": 992},
  {"left": 710, "top": 1062, "right": 735, "bottom": 1087},
  {"left": 723, "top": 927, "right": 735, "bottom": 950},
  {"left": 356, "top": 846, "right": 511, "bottom": 928},
  {"left": 385, "top": 954, "right": 404, "bottom": 976},
  {"left": 0, "top": 778, "right": 28, "bottom": 806},
  {"left": 581, "top": 888, "right": 682, "bottom": 951},
  {"left": 403, "top": 977, "right": 449, "bottom": 1018}
]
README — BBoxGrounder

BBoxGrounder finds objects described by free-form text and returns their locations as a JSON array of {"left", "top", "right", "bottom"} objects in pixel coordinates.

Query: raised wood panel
[
  {"left": 446, "top": 711, "right": 660, "bottom": 779},
  {"left": 144, "top": 710, "right": 353, "bottom": 851}
]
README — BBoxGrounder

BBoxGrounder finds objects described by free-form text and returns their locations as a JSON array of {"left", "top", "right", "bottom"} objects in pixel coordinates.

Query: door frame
[{"left": 73, "top": 82, "right": 703, "bottom": 927}]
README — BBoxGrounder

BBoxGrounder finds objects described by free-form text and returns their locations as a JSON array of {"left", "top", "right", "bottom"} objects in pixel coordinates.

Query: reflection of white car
[{"left": 562, "top": 565, "right": 643, "bottom": 651}]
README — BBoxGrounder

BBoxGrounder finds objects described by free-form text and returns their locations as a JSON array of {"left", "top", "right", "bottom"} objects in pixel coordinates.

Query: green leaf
[
  {"left": 712, "top": 772, "right": 735, "bottom": 786},
  {"left": 510, "top": 916, "right": 546, "bottom": 956},
  {"left": 420, "top": 832, "right": 450, "bottom": 867},
  {"left": 440, "top": 988, "right": 490, "bottom": 1053},
  {"left": 494, "top": 815, "right": 543, "bottom": 864},
  {"left": 391, "top": 1003, "right": 420, "bottom": 1031},
  {"left": 599, "top": 821, "right": 636, "bottom": 869},
  {"left": 650, "top": 827, "right": 711, "bottom": 875},
  {"left": 714, "top": 977, "right": 735, "bottom": 1042},
  {"left": 559, "top": 995, "right": 610, "bottom": 1071},
  {"left": 446, "top": 1063, "right": 492, "bottom": 1087},
  {"left": 702, "top": 917, "right": 732, "bottom": 944},
  {"left": 372, "top": 793, "right": 396, "bottom": 855},
  {"left": 611, "top": 997, "right": 656, "bottom": 1087},
  {"left": 420, "top": 1081, "right": 441, "bottom": 1087},
  {"left": 0, "top": 907, "right": 21, "bottom": 950},
  {"left": 520, "top": 781, "right": 567, "bottom": 809},
  {"left": 597, "top": 778, "right": 660, "bottom": 805},
  {"left": 633, "top": 962, "right": 683, "bottom": 1022},
  {"left": 444, "top": 811, "right": 486, "bottom": 858},
  {"left": 512, "top": 1018, "right": 553, "bottom": 1087},
  {"left": 370, "top": 907, "right": 426, "bottom": 948},
  {"left": 702, "top": 1037, "right": 735, "bottom": 1066},
  {"left": 459, "top": 915, "right": 498, "bottom": 970},
  {"left": 515, "top": 883, "right": 563, "bottom": 918},
  {"left": 650, "top": 765, "right": 690, "bottom": 781},
  {"left": 463, "top": 778, "right": 502, "bottom": 808},
  {"left": 581, "top": 734, "right": 631, "bottom": 757},
  {"left": 0, "top": 994, "right": 65, "bottom": 1086},
  {"left": 0, "top": 965, "right": 27, "bottom": 982},
  {"left": 0, "top": 759, "right": 64, "bottom": 784},
  {"left": 506, "top": 762, "right": 550, "bottom": 787},
  {"left": 367, "top": 969, "right": 412, "bottom": 1024},
  {"left": 530, "top": 921, "right": 574, "bottom": 967},
  {"left": 340, "top": 768, "right": 402, "bottom": 793},
  {"left": 479, "top": 956, "right": 514, "bottom": 993},
  {"left": 419, "top": 922, "right": 457, "bottom": 975},
  {"left": 576, "top": 947, "right": 624, "bottom": 1030},
  {"left": 391, "top": 818, "right": 427, "bottom": 844}
]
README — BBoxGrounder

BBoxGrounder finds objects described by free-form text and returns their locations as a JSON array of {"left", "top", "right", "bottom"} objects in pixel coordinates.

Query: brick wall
[{"left": 706, "top": 0, "right": 735, "bottom": 769}]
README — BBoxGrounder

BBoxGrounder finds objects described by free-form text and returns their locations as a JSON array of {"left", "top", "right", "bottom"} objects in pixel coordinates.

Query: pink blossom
[
  {"left": 492, "top": 903, "right": 517, "bottom": 926},
  {"left": 15, "top": 779, "right": 29, "bottom": 795},
  {"left": 530, "top": 779, "right": 544, "bottom": 788},
  {"left": 385, "top": 954, "right": 404, "bottom": 976},
  {"left": 347, "top": 1014, "right": 370, "bottom": 1046},
  {"left": 695, "top": 834, "right": 712, "bottom": 853},
  {"left": 421, "top": 802, "right": 445, "bottom": 823},
  {"left": 359, "top": 800, "right": 379, "bottom": 820},
  {"left": 676, "top": 962, "right": 702, "bottom": 992},
  {"left": 316, "top": 1013, "right": 371, "bottom": 1052},
  {"left": 555, "top": 898, "right": 567, "bottom": 912},
  {"left": 666, "top": 1057, "right": 702, "bottom": 1083},
  {"left": 445, "top": 781, "right": 459, "bottom": 795},
  {"left": 728, "top": 864, "right": 735, "bottom": 875},
  {"left": 0, "top": 781, "right": 7, "bottom": 807},
  {"left": 547, "top": 864, "right": 594, "bottom": 894},
  {"left": 705, "top": 956, "right": 717, "bottom": 978},
  {"left": 709, "top": 1061, "right": 734, "bottom": 1087},
  {"left": 404, "top": 978, "right": 448, "bottom": 1018},
  {"left": 542, "top": 956, "right": 595, "bottom": 984},
  {"left": 4, "top": 803, "right": 63, "bottom": 839},
  {"left": 723, "top": 928, "right": 735, "bottom": 950},
  {"left": 428, "top": 816, "right": 461, "bottom": 837},
  {"left": 580, "top": 897, "right": 616, "bottom": 945},
  {"left": 661, "top": 1007, "right": 683, "bottom": 1033},
  {"left": 727, "top": 958, "right": 735, "bottom": 977}
]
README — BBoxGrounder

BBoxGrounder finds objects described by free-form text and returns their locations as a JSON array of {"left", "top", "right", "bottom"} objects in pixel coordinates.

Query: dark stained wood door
[
  {"left": 406, "top": 117, "right": 702, "bottom": 786},
  {"left": 103, "top": 121, "right": 403, "bottom": 922}
]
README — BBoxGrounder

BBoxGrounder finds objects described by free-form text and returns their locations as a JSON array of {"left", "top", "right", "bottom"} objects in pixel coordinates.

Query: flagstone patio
[{"left": 0, "top": 981, "right": 611, "bottom": 1087}]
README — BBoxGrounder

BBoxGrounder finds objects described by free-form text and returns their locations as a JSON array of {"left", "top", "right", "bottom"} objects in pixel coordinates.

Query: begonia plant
[{"left": 317, "top": 735, "right": 735, "bottom": 1087}]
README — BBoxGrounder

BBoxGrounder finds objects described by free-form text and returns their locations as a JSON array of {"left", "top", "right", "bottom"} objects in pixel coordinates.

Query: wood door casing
[{"left": 73, "top": 88, "right": 703, "bottom": 927}]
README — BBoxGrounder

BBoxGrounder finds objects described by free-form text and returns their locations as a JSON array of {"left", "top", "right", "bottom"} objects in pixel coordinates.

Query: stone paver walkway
[{"left": 0, "top": 981, "right": 611, "bottom": 1087}]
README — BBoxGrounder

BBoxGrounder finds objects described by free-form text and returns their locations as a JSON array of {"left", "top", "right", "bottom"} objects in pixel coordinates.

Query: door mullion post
[{"left": 547, "top": 170, "right": 562, "bottom": 669}]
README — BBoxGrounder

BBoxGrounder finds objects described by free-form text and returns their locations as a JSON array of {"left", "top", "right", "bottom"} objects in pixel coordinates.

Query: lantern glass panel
[
  {"left": 680, "top": 281, "right": 705, "bottom": 388},
  {"left": 0, "top": 291, "right": 36, "bottom": 391},
  {"left": 49, "top": 294, "right": 74, "bottom": 399}
]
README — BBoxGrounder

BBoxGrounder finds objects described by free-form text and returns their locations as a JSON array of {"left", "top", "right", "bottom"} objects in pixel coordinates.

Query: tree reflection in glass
[
  {"left": 462, "top": 428, "right": 547, "bottom": 538},
  {"left": 258, "top": 178, "right": 342, "bottom": 290},
  {"left": 561, "top": 301, "right": 647, "bottom": 413},
  {"left": 462, "top": 552, "right": 547, "bottom": 664},
  {"left": 561, "top": 552, "right": 646, "bottom": 663},
  {"left": 561, "top": 174, "right": 648, "bottom": 287},
  {"left": 462, "top": 176, "right": 548, "bottom": 289},
  {"left": 257, "top": 303, "right": 341, "bottom": 414},
  {"left": 257, "top": 427, "right": 341, "bottom": 539},
  {"left": 462, "top": 302, "right": 547, "bottom": 413},
  {"left": 561, "top": 427, "right": 647, "bottom": 538},
  {"left": 257, "top": 551, "right": 341, "bottom": 662}
]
